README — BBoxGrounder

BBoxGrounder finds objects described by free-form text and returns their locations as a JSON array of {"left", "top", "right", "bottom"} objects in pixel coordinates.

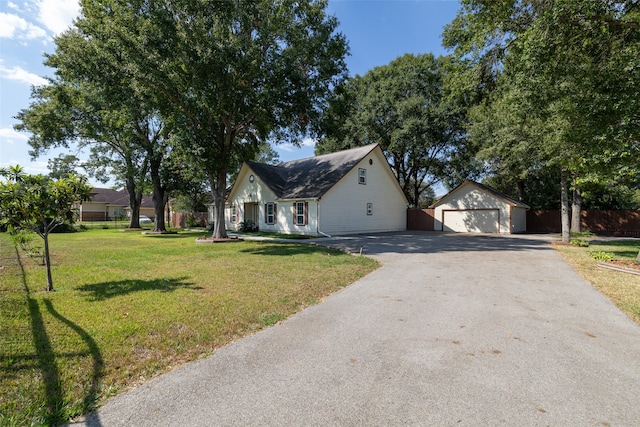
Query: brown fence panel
[
  {"left": 407, "top": 208, "right": 435, "bottom": 231},
  {"left": 527, "top": 210, "right": 640, "bottom": 236},
  {"left": 81, "top": 211, "right": 108, "bottom": 221},
  {"left": 526, "top": 210, "right": 561, "bottom": 233},
  {"left": 582, "top": 210, "right": 640, "bottom": 237},
  {"left": 172, "top": 212, "right": 209, "bottom": 228}
]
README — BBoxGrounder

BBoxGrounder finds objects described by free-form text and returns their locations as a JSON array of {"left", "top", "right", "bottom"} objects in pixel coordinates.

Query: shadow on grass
[
  {"left": 43, "top": 300, "right": 103, "bottom": 418},
  {"left": 78, "top": 277, "right": 202, "bottom": 301},
  {"left": 11, "top": 246, "right": 105, "bottom": 426},
  {"left": 594, "top": 241, "right": 640, "bottom": 259},
  {"left": 239, "top": 243, "right": 330, "bottom": 257}
]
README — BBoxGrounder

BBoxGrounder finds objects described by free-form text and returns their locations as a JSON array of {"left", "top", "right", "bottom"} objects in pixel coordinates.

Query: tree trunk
[
  {"left": 152, "top": 186, "right": 167, "bottom": 232},
  {"left": 212, "top": 168, "right": 228, "bottom": 239},
  {"left": 150, "top": 155, "right": 167, "bottom": 232},
  {"left": 636, "top": 250, "right": 640, "bottom": 262},
  {"left": 43, "top": 231, "right": 54, "bottom": 292},
  {"left": 517, "top": 180, "right": 526, "bottom": 202},
  {"left": 571, "top": 186, "right": 582, "bottom": 233},
  {"left": 560, "top": 168, "right": 571, "bottom": 243},
  {"left": 126, "top": 176, "right": 141, "bottom": 228}
]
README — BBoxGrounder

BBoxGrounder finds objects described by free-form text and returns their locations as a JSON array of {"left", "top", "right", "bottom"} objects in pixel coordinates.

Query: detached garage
[{"left": 430, "top": 180, "right": 530, "bottom": 234}]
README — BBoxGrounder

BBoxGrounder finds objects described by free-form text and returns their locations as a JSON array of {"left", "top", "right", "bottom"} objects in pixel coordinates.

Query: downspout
[{"left": 316, "top": 199, "right": 331, "bottom": 238}]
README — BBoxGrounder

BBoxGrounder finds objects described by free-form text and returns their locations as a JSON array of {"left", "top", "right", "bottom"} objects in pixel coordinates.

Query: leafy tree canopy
[
  {"left": 317, "top": 53, "right": 478, "bottom": 207},
  {"left": 443, "top": 0, "right": 640, "bottom": 240},
  {"left": 0, "top": 166, "right": 92, "bottom": 291},
  {"left": 72, "top": 0, "right": 348, "bottom": 238}
]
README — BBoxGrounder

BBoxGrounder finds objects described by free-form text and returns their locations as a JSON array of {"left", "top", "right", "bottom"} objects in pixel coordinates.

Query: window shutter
[
  {"left": 274, "top": 203, "right": 277, "bottom": 224},
  {"left": 304, "top": 202, "right": 308, "bottom": 226},
  {"left": 264, "top": 203, "right": 267, "bottom": 224},
  {"left": 293, "top": 202, "right": 296, "bottom": 224}
]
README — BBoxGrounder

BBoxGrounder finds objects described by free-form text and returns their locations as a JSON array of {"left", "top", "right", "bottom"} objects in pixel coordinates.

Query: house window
[
  {"left": 358, "top": 168, "right": 366, "bottom": 185},
  {"left": 231, "top": 205, "right": 237, "bottom": 223},
  {"left": 367, "top": 203, "right": 373, "bottom": 216},
  {"left": 265, "top": 202, "right": 276, "bottom": 225},
  {"left": 293, "top": 201, "right": 307, "bottom": 226}
]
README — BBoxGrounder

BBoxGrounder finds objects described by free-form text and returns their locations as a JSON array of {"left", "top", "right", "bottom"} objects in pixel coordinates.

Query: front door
[{"left": 244, "top": 202, "right": 259, "bottom": 229}]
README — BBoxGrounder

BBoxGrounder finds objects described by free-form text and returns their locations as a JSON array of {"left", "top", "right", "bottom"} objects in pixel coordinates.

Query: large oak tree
[
  {"left": 73, "top": 0, "right": 348, "bottom": 238},
  {"left": 317, "top": 53, "right": 476, "bottom": 207},
  {"left": 443, "top": 0, "right": 640, "bottom": 242}
]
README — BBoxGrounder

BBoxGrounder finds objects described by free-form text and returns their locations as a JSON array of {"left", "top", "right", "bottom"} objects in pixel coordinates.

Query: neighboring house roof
[
  {"left": 89, "top": 188, "right": 154, "bottom": 208},
  {"left": 245, "top": 144, "right": 379, "bottom": 200},
  {"left": 430, "top": 180, "right": 530, "bottom": 209}
]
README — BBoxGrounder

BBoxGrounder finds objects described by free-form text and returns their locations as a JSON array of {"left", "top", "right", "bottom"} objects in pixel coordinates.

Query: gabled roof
[
  {"left": 89, "top": 188, "right": 154, "bottom": 208},
  {"left": 246, "top": 144, "right": 379, "bottom": 200},
  {"left": 430, "top": 180, "right": 530, "bottom": 209}
]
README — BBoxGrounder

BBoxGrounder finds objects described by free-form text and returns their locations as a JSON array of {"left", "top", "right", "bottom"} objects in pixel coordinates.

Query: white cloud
[
  {"left": 0, "top": 127, "right": 29, "bottom": 144},
  {"left": 37, "top": 0, "right": 80, "bottom": 35},
  {"left": 7, "top": 2, "right": 20, "bottom": 11},
  {"left": 0, "top": 61, "right": 48, "bottom": 86},
  {"left": 300, "top": 137, "right": 317, "bottom": 148},
  {"left": 278, "top": 138, "right": 317, "bottom": 152},
  {"left": 0, "top": 12, "right": 47, "bottom": 39}
]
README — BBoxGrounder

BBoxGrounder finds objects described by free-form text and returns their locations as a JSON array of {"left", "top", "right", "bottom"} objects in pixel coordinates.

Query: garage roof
[{"left": 430, "top": 180, "right": 530, "bottom": 209}]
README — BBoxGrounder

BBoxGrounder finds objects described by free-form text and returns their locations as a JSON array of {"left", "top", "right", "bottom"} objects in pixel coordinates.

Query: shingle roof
[
  {"left": 246, "top": 144, "right": 378, "bottom": 199},
  {"left": 89, "top": 188, "right": 154, "bottom": 208}
]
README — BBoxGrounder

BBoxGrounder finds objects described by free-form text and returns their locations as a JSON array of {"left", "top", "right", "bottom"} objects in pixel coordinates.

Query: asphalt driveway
[{"left": 73, "top": 232, "right": 640, "bottom": 426}]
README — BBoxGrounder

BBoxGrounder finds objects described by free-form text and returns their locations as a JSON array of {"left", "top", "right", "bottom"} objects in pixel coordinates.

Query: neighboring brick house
[{"left": 79, "top": 188, "right": 155, "bottom": 221}]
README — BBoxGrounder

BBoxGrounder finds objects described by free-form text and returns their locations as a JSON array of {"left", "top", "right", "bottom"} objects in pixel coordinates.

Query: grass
[
  {"left": 554, "top": 238, "right": 640, "bottom": 324},
  {"left": 0, "top": 229, "right": 378, "bottom": 426},
  {"left": 233, "top": 230, "right": 317, "bottom": 239}
]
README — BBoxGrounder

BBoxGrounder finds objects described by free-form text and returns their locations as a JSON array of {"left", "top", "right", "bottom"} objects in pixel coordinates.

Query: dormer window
[{"left": 358, "top": 168, "right": 366, "bottom": 185}]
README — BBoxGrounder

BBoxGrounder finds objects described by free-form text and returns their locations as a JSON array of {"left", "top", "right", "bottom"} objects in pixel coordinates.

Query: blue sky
[{"left": 0, "top": 0, "right": 460, "bottom": 184}]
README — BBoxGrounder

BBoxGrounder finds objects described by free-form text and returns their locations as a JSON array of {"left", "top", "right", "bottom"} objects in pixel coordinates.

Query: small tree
[{"left": 0, "top": 166, "right": 92, "bottom": 291}]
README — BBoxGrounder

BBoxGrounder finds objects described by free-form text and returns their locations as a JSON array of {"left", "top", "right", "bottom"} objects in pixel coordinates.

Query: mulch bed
[
  {"left": 142, "top": 230, "right": 178, "bottom": 235},
  {"left": 195, "top": 236, "right": 243, "bottom": 244},
  {"left": 598, "top": 260, "right": 640, "bottom": 276}
]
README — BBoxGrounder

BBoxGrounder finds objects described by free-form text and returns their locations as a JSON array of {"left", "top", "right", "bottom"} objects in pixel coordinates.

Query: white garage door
[{"left": 443, "top": 209, "right": 499, "bottom": 233}]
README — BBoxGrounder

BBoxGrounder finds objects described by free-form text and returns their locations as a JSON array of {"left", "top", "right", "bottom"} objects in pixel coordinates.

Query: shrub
[
  {"left": 589, "top": 250, "right": 614, "bottom": 262},
  {"left": 239, "top": 219, "right": 258, "bottom": 232},
  {"left": 570, "top": 238, "right": 589, "bottom": 247}
]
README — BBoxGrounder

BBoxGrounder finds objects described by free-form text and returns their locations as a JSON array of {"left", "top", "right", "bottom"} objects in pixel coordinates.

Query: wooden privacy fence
[
  {"left": 526, "top": 210, "right": 640, "bottom": 237},
  {"left": 408, "top": 208, "right": 640, "bottom": 236},
  {"left": 407, "top": 208, "right": 435, "bottom": 231},
  {"left": 171, "top": 212, "right": 209, "bottom": 228}
]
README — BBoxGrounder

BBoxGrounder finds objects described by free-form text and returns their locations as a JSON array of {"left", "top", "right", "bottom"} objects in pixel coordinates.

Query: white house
[
  {"left": 430, "top": 180, "right": 529, "bottom": 234},
  {"left": 225, "top": 144, "right": 409, "bottom": 236}
]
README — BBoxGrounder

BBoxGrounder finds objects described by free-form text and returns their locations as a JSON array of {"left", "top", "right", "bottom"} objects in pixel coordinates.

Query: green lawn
[
  {"left": 554, "top": 239, "right": 640, "bottom": 324},
  {"left": 0, "top": 229, "right": 378, "bottom": 426}
]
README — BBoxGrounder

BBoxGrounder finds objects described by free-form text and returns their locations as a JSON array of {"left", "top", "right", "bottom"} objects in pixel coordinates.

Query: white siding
[
  {"left": 443, "top": 209, "right": 500, "bottom": 233},
  {"left": 434, "top": 184, "right": 512, "bottom": 234},
  {"left": 511, "top": 207, "right": 527, "bottom": 233},
  {"left": 225, "top": 166, "right": 279, "bottom": 231},
  {"left": 225, "top": 146, "right": 408, "bottom": 236},
  {"left": 319, "top": 149, "right": 407, "bottom": 235}
]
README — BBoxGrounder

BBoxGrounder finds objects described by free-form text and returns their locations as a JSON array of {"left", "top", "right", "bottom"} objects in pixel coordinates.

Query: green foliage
[
  {"left": 589, "top": 251, "right": 614, "bottom": 262},
  {"left": 0, "top": 167, "right": 92, "bottom": 290},
  {"left": 317, "top": 53, "right": 478, "bottom": 206},
  {"left": 443, "top": 1, "right": 640, "bottom": 238},
  {"left": 70, "top": 0, "right": 348, "bottom": 239},
  {"left": 0, "top": 229, "right": 378, "bottom": 426},
  {"left": 239, "top": 220, "right": 258, "bottom": 233},
  {"left": 185, "top": 214, "right": 206, "bottom": 229},
  {"left": 570, "top": 239, "right": 589, "bottom": 248}
]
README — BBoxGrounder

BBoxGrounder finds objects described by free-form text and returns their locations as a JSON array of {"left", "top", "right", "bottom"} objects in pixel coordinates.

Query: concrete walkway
[{"left": 73, "top": 232, "right": 640, "bottom": 426}]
